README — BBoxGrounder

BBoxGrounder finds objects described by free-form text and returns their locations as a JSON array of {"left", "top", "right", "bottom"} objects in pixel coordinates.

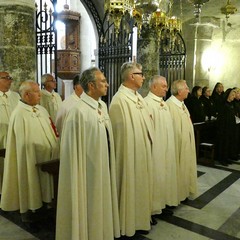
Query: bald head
[
  {"left": 19, "top": 80, "right": 41, "bottom": 106},
  {"left": 148, "top": 75, "right": 168, "bottom": 98}
]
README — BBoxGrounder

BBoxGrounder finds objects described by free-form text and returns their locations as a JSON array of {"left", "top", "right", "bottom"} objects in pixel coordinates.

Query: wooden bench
[
  {"left": 198, "top": 142, "right": 215, "bottom": 166},
  {"left": 193, "top": 121, "right": 216, "bottom": 166},
  {"left": 36, "top": 159, "right": 60, "bottom": 209}
]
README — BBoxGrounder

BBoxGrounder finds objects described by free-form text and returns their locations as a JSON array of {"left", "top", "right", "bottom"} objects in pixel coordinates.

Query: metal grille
[
  {"left": 99, "top": 15, "right": 133, "bottom": 104},
  {"left": 35, "top": 0, "right": 57, "bottom": 84},
  {"left": 159, "top": 32, "right": 186, "bottom": 87}
]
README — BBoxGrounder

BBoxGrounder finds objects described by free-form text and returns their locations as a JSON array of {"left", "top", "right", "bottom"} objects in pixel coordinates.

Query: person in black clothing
[
  {"left": 233, "top": 87, "right": 240, "bottom": 158},
  {"left": 185, "top": 86, "right": 206, "bottom": 123},
  {"left": 233, "top": 87, "right": 240, "bottom": 117},
  {"left": 200, "top": 86, "right": 217, "bottom": 120},
  {"left": 211, "top": 82, "right": 224, "bottom": 116},
  {"left": 216, "top": 88, "right": 237, "bottom": 166}
]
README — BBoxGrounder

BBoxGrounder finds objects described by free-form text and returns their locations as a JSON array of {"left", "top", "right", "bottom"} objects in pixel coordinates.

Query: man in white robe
[
  {"left": 1, "top": 81, "right": 59, "bottom": 217},
  {"left": 56, "top": 67, "right": 120, "bottom": 240},
  {"left": 40, "top": 73, "right": 62, "bottom": 123},
  {"left": 55, "top": 74, "right": 83, "bottom": 135},
  {"left": 145, "top": 76, "right": 178, "bottom": 215},
  {"left": 0, "top": 71, "right": 20, "bottom": 193},
  {"left": 166, "top": 80, "right": 198, "bottom": 202},
  {"left": 109, "top": 62, "right": 154, "bottom": 237}
]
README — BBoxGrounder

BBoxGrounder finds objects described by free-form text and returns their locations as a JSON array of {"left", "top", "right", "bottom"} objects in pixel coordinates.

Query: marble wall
[
  {"left": 0, "top": 0, "right": 36, "bottom": 91},
  {"left": 137, "top": 27, "right": 159, "bottom": 97}
]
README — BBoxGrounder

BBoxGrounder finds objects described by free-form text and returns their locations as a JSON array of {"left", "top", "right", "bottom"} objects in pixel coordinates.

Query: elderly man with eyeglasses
[
  {"left": 109, "top": 62, "right": 154, "bottom": 237},
  {"left": 0, "top": 71, "right": 20, "bottom": 193},
  {"left": 40, "top": 73, "right": 62, "bottom": 123}
]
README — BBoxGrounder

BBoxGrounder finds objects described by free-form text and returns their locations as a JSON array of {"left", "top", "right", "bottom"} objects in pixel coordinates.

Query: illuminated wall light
[{"left": 201, "top": 47, "right": 225, "bottom": 76}]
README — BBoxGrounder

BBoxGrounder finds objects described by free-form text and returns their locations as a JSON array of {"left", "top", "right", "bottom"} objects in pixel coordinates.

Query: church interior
[{"left": 1, "top": 0, "right": 240, "bottom": 239}]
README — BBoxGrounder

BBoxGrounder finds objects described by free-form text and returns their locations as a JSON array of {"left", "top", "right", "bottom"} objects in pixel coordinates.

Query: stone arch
[{"left": 79, "top": 0, "right": 103, "bottom": 36}]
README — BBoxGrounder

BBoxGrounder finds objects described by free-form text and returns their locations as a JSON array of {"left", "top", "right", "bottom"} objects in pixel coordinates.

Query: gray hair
[
  {"left": 19, "top": 80, "right": 37, "bottom": 98},
  {"left": 171, "top": 80, "right": 186, "bottom": 96},
  {"left": 148, "top": 75, "right": 166, "bottom": 88},
  {"left": 80, "top": 67, "right": 100, "bottom": 93},
  {"left": 41, "top": 73, "right": 53, "bottom": 84},
  {"left": 120, "top": 62, "right": 142, "bottom": 82}
]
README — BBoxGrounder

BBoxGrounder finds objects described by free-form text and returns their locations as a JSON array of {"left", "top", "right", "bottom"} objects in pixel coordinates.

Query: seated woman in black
[
  {"left": 200, "top": 86, "right": 217, "bottom": 120},
  {"left": 185, "top": 86, "right": 206, "bottom": 123},
  {"left": 216, "top": 88, "right": 237, "bottom": 166}
]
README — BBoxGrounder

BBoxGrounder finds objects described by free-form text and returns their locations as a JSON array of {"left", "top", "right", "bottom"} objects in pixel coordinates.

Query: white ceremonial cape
[
  {"left": 109, "top": 84, "right": 154, "bottom": 237},
  {"left": 40, "top": 89, "right": 62, "bottom": 123},
  {"left": 55, "top": 92, "right": 80, "bottom": 135},
  {"left": 0, "top": 90, "right": 20, "bottom": 149},
  {"left": 56, "top": 92, "right": 120, "bottom": 240},
  {"left": 166, "top": 95, "right": 198, "bottom": 201},
  {"left": 0, "top": 101, "right": 59, "bottom": 213},
  {"left": 0, "top": 90, "right": 20, "bottom": 193},
  {"left": 145, "top": 92, "right": 178, "bottom": 213}
]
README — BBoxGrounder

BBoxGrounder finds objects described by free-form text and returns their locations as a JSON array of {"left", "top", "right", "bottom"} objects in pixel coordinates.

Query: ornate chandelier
[
  {"left": 104, "top": 0, "right": 182, "bottom": 43},
  {"left": 104, "top": 0, "right": 134, "bottom": 36},
  {"left": 221, "top": 0, "right": 237, "bottom": 21},
  {"left": 188, "top": 0, "right": 209, "bottom": 18}
]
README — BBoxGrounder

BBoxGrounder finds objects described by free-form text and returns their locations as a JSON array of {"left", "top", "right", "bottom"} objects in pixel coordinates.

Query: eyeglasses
[
  {"left": 132, "top": 72, "right": 144, "bottom": 77},
  {"left": 0, "top": 76, "right": 13, "bottom": 80}
]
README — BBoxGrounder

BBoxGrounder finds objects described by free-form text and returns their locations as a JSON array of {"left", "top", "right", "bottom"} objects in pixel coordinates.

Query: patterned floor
[{"left": 1, "top": 162, "right": 240, "bottom": 240}]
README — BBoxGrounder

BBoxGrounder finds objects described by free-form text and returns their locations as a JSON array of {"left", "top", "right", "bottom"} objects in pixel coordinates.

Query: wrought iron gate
[
  {"left": 159, "top": 32, "right": 186, "bottom": 88},
  {"left": 35, "top": 0, "right": 57, "bottom": 84},
  {"left": 99, "top": 15, "right": 134, "bottom": 104}
]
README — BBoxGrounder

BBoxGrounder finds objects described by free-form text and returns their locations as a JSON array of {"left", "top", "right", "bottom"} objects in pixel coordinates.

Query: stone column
[
  {"left": 62, "top": 80, "right": 73, "bottom": 99},
  {"left": 0, "top": 0, "right": 35, "bottom": 91},
  {"left": 137, "top": 27, "right": 159, "bottom": 97},
  {"left": 183, "top": 17, "right": 220, "bottom": 89}
]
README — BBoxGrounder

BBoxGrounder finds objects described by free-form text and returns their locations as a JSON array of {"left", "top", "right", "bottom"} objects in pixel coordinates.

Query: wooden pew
[
  {"left": 36, "top": 159, "right": 60, "bottom": 209},
  {"left": 193, "top": 120, "right": 216, "bottom": 166}
]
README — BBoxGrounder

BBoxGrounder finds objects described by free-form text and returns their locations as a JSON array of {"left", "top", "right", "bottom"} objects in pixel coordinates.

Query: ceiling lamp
[
  {"left": 104, "top": 0, "right": 134, "bottom": 36},
  {"left": 104, "top": 0, "right": 182, "bottom": 50},
  {"left": 221, "top": 0, "right": 237, "bottom": 21},
  {"left": 168, "top": 16, "right": 182, "bottom": 33},
  {"left": 167, "top": 0, "right": 182, "bottom": 34},
  {"left": 150, "top": 9, "right": 168, "bottom": 43},
  {"left": 134, "top": 0, "right": 160, "bottom": 24},
  {"left": 188, "top": 0, "right": 209, "bottom": 18}
]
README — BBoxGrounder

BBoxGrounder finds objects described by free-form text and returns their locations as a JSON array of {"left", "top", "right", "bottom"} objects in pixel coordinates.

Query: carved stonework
[{"left": 57, "top": 7, "right": 81, "bottom": 79}]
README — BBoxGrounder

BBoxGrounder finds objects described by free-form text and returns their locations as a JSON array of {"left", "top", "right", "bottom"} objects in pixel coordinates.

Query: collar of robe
[
  {"left": 119, "top": 84, "right": 145, "bottom": 110},
  {"left": 147, "top": 91, "right": 167, "bottom": 110},
  {"left": 169, "top": 95, "right": 186, "bottom": 111},
  {"left": 20, "top": 100, "right": 41, "bottom": 117},
  {"left": 0, "top": 90, "right": 10, "bottom": 98},
  {"left": 80, "top": 92, "right": 108, "bottom": 124},
  {"left": 41, "top": 89, "right": 55, "bottom": 97}
]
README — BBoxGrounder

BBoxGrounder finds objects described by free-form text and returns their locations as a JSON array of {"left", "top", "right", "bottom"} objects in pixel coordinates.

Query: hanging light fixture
[
  {"left": 134, "top": 0, "right": 160, "bottom": 24},
  {"left": 167, "top": 0, "right": 182, "bottom": 34},
  {"left": 150, "top": 9, "right": 168, "bottom": 44},
  {"left": 188, "top": 0, "right": 209, "bottom": 18},
  {"left": 221, "top": 0, "right": 237, "bottom": 21},
  {"left": 104, "top": 0, "right": 181, "bottom": 51},
  {"left": 104, "top": 0, "right": 134, "bottom": 36}
]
